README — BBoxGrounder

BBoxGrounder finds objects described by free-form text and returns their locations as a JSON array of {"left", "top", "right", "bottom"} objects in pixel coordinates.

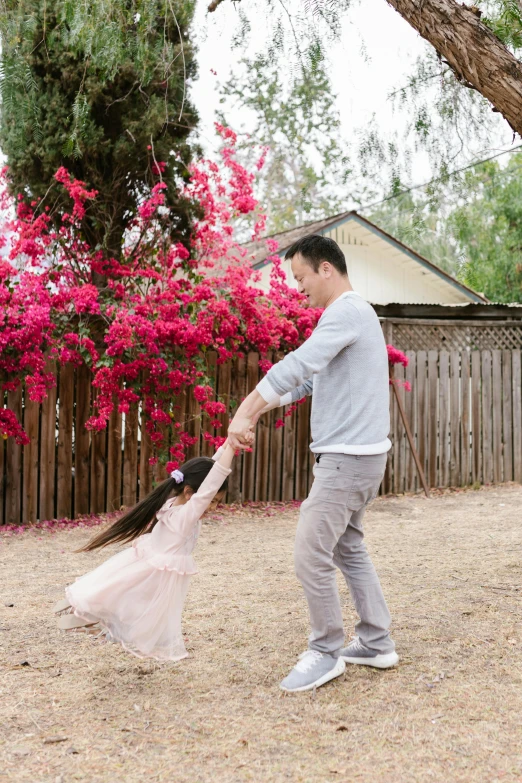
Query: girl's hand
[
  {"left": 243, "top": 428, "right": 255, "bottom": 445},
  {"left": 230, "top": 429, "right": 254, "bottom": 457}
]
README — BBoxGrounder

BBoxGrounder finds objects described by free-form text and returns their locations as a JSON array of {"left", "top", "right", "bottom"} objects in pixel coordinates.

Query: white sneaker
[
  {"left": 280, "top": 650, "right": 346, "bottom": 692},
  {"left": 340, "top": 637, "right": 399, "bottom": 669}
]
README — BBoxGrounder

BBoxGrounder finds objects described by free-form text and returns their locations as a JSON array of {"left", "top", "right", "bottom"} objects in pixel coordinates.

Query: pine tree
[{"left": 0, "top": 0, "right": 200, "bottom": 260}]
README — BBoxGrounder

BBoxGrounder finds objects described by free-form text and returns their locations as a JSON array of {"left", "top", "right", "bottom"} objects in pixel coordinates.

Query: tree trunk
[{"left": 385, "top": 0, "right": 522, "bottom": 136}]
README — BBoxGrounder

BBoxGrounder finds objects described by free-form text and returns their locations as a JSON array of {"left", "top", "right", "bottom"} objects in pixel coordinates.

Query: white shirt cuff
[
  {"left": 256, "top": 377, "right": 281, "bottom": 405},
  {"left": 279, "top": 392, "right": 293, "bottom": 406},
  {"left": 212, "top": 445, "right": 225, "bottom": 461}
]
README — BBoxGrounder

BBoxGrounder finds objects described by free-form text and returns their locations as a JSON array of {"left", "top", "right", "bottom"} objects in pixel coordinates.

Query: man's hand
[{"left": 227, "top": 389, "right": 272, "bottom": 449}]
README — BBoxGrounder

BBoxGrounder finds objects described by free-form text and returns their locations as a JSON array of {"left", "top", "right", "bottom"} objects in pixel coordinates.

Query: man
[{"left": 228, "top": 234, "right": 398, "bottom": 692}]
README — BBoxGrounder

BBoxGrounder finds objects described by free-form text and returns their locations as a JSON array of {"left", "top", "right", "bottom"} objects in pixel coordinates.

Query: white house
[{"left": 244, "top": 211, "right": 488, "bottom": 305}]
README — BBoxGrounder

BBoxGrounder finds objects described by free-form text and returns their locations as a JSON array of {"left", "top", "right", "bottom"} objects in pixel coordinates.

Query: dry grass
[{"left": 2, "top": 485, "right": 522, "bottom": 783}]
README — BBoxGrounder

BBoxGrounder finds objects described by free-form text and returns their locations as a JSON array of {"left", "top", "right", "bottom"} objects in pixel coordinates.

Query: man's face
[{"left": 291, "top": 253, "right": 330, "bottom": 308}]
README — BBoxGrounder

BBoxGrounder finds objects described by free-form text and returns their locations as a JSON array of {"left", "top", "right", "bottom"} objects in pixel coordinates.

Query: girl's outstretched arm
[{"left": 211, "top": 439, "right": 236, "bottom": 469}]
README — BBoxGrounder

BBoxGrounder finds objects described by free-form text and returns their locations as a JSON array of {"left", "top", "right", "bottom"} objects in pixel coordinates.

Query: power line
[
  {"left": 366, "top": 160, "right": 522, "bottom": 224},
  {"left": 358, "top": 144, "right": 522, "bottom": 214}
]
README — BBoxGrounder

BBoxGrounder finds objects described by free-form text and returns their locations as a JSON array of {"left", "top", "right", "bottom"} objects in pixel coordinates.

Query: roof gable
[{"left": 244, "top": 211, "right": 488, "bottom": 304}]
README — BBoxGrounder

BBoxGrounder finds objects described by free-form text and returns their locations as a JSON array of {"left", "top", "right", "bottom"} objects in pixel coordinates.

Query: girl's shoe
[
  {"left": 57, "top": 613, "right": 96, "bottom": 631},
  {"left": 53, "top": 598, "right": 72, "bottom": 614}
]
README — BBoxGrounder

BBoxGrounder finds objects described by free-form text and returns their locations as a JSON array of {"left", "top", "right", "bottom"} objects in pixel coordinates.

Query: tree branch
[
  {"left": 208, "top": 0, "right": 228, "bottom": 12},
  {"left": 385, "top": 0, "right": 522, "bottom": 136}
]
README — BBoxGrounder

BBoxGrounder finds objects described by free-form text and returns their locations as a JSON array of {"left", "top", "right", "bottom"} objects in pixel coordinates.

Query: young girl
[{"left": 54, "top": 441, "right": 235, "bottom": 662}]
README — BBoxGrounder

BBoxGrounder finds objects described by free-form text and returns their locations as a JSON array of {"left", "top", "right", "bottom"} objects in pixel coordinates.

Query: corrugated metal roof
[{"left": 373, "top": 302, "right": 522, "bottom": 319}]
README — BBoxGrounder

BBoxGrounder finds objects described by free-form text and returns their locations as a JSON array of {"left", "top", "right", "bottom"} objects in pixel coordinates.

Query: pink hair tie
[{"left": 170, "top": 469, "right": 184, "bottom": 484}]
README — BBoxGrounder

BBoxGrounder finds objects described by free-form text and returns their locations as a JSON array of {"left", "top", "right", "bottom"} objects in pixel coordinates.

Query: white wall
[{"left": 339, "top": 242, "right": 467, "bottom": 304}]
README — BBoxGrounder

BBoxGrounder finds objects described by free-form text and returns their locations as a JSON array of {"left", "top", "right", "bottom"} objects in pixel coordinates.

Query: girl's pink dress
[{"left": 66, "top": 458, "right": 231, "bottom": 662}]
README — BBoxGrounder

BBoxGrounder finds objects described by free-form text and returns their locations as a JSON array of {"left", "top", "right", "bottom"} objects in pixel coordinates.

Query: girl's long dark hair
[{"left": 80, "top": 457, "right": 228, "bottom": 552}]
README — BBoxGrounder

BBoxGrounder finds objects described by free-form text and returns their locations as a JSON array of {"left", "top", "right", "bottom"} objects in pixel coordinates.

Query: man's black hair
[{"left": 284, "top": 234, "right": 348, "bottom": 276}]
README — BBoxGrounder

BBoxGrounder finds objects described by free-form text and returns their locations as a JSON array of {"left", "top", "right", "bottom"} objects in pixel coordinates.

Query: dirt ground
[{"left": 1, "top": 484, "right": 522, "bottom": 783}]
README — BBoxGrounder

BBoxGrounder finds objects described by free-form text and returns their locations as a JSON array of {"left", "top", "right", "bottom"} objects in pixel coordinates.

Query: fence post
[{"left": 390, "top": 365, "right": 429, "bottom": 498}]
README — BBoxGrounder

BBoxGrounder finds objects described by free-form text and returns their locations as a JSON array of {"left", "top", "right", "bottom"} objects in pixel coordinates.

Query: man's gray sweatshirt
[{"left": 256, "top": 291, "right": 391, "bottom": 454}]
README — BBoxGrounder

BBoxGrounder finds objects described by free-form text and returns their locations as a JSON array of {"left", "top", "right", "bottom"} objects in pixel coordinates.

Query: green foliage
[
  {"left": 0, "top": 0, "right": 200, "bottom": 256},
  {"left": 365, "top": 53, "right": 502, "bottom": 194},
  {"left": 369, "top": 193, "right": 461, "bottom": 277},
  {"left": 448, "top": 154, "right": 522, "bottom": 302},
  {"left": 219, "top": 52, "right": 354, "bottom": 234},
  {"left": 481, "top": 0, "right": 522, "bottom": 52},
  {"left": 227, "top": 0, "right": 353, "bottom": 59},
  {"left": 369, "top": 150, "right": 522, "bottom": 303}
]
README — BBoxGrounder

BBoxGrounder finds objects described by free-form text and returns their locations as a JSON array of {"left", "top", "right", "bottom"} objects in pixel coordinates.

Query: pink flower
[
  {"left": 0, "top": 409, "right": 29, "bottom": 444},
  {"left": 387, "top": 345, "right": 408, "bottom": 366},
  {"left": 0, "top": 133, "right": 324, "bottom": 480},
  {"left": 54, "top": 167, "right": 98, "bottom": 221},
  {"left": 70, "top": 284, "right": 100, "bottom": 314},
  {"left": 203, "top": 400, "right": 226, "bottom": 417}
]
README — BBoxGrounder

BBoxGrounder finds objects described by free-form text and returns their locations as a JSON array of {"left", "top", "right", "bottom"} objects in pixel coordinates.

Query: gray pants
[{"left": 294, "top": 452, "right": 394, "bottom": 656}]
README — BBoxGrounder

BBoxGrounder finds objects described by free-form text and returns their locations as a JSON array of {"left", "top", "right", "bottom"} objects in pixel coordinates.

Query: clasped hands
[
  {"left": 227, "top": 399, "right": 274, "bottom": 451},
  {"left": 227, "top": 414, "right": 256, "bottom": 451}
]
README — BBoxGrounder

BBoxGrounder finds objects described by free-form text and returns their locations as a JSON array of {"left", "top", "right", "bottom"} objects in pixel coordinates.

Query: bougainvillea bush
[{"left": 0, "top": 124, "right": 321, "bottom": 470}]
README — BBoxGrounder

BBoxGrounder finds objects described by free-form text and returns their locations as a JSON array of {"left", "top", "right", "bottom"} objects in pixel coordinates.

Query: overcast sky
[
  {"left": 193, "top": 0, "right": 426, "bottom": 144},
  {"left": 191, "top": 0, "right": 515, "bottom": 204}
]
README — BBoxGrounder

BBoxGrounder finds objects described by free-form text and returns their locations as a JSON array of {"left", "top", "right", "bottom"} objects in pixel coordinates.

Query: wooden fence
[
  {"left": 1, "top": 349, "right": 521, "bottom": 524},
  {"left": 386, "top": 349, "right": 522, "bottom": 493},
  {"left": 0, "top": 354, "right": 314, "bottom": 526}
]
